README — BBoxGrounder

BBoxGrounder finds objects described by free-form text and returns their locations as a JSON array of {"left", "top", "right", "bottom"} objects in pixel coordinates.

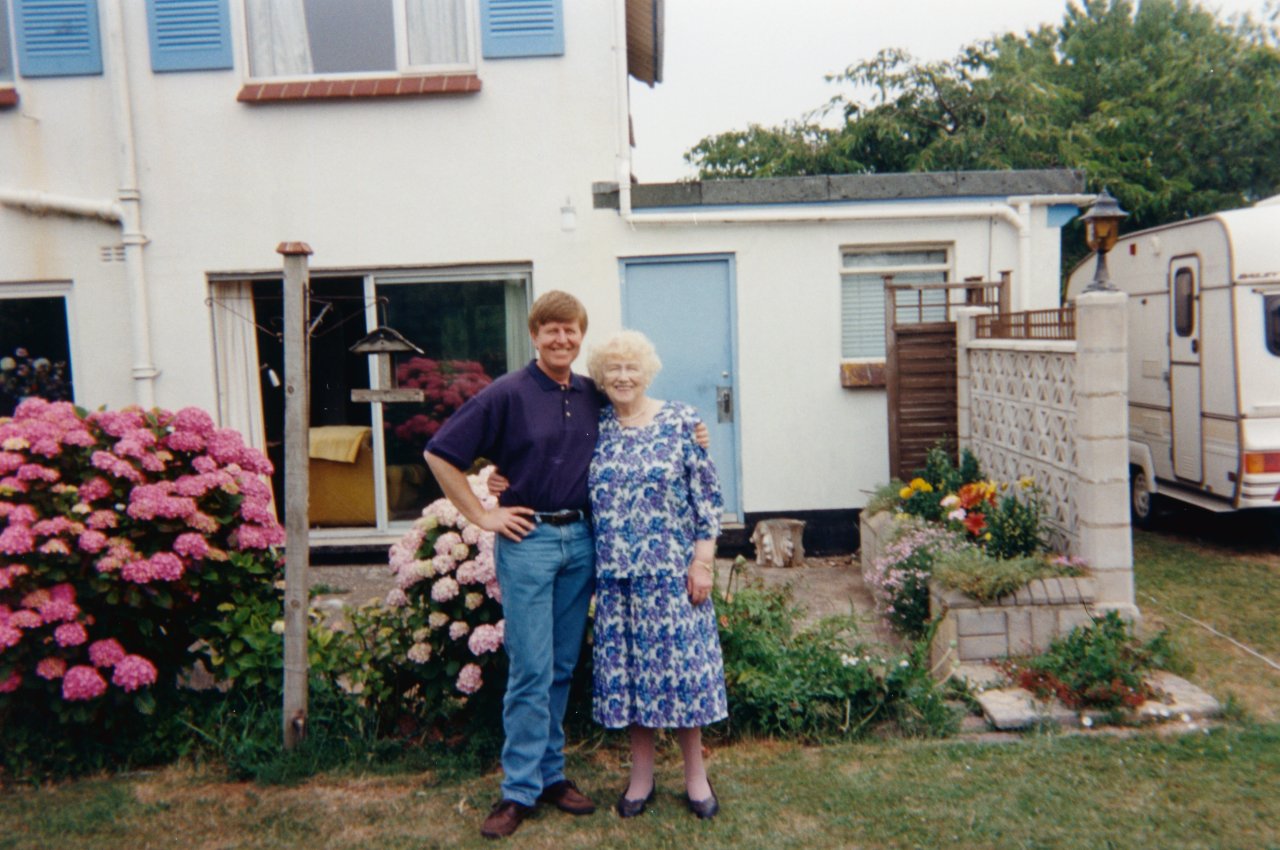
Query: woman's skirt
[{"left": 592, "top": 573, "right": 729, "bottom": 729}]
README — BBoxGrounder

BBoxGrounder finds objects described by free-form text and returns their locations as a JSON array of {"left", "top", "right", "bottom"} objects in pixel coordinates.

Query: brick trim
[
  {"left": 0, "top": 87, "right": 18, "bottom": 110},
  {"left": 237, "top": 74, "right": 481, "bottom": 104}
]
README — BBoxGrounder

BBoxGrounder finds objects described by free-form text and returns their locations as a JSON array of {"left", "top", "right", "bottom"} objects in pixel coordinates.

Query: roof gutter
[{"left": 614, "top": 186, "right": 1093, "bottom": 311}]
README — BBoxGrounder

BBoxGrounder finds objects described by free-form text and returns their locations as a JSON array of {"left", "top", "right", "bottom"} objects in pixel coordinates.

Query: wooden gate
[{"left": 885, "top": 274, "right": 1008, "bottom": 480}]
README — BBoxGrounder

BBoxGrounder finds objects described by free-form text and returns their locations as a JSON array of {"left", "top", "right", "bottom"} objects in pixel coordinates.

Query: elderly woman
[{"left": 586, "top": 330, "right": 727, "bottom": 821}]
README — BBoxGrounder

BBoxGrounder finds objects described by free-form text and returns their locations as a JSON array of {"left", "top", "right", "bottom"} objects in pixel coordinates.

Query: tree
[{"left": 686, "top": 0, "right": 1280, "bottom": 233}]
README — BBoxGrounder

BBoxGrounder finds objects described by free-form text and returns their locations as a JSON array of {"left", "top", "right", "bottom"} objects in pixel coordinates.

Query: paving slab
[{"left": 976, "top": 673, "right": 1221, "bottom": 731}]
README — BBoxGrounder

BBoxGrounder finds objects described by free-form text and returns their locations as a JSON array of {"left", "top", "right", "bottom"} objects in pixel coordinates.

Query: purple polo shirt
[{"left": 426, "top": 360, "right": 603, "bottom": 512}]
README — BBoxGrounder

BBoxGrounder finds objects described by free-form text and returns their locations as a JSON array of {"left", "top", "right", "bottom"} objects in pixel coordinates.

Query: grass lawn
[{"left": 2, "top": 520, "right": 1276, "bottom": 850}]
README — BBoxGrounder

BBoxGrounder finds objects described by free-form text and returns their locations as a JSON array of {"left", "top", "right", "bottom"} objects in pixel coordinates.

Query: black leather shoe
[
  {"left": 686, "top": 780, "right": 719, "bottom": 820},
  {"left": 615, "top": 783, "right": 656, "bottom": 818}
]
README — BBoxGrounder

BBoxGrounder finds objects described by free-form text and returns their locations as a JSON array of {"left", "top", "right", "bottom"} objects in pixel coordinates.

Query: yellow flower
[
  {"left": 983, "top": 532, "right": 993, "bottom": 540},
  {"left": 1019, "top": 476, "right": 1035, "bottom": 489},
  {"left": 908, "top": 478, "right": 934, "bottom": 493},
  {"left": 899, "top": 487, "right": 913, "bottom": 500}
]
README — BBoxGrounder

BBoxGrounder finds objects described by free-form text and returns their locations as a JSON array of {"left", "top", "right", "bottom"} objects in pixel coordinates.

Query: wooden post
[{"left": 278, "top": 241, "right": 312, "bottom": 750}]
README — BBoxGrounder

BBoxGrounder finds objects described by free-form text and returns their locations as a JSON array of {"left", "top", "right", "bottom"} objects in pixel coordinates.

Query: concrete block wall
[
  {"left": 930, "top": 578, "right": 1100, "bottom": 671},
  {"left": 956, "top": 294, "right": 1135, "bottom": 616}
]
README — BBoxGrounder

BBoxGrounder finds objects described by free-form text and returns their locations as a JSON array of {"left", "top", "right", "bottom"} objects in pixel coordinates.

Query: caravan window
[
  {"left": 1173, "top": 267, "right": 1195, "bottom": 337},
  {"left": 1266, "top": 295, "right": 1280, "bottom": 357}
]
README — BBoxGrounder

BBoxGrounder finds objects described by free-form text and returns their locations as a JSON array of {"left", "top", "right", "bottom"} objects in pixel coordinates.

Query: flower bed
[{"left": 861, "top": 448, "right": 1094, "bottom": 671}]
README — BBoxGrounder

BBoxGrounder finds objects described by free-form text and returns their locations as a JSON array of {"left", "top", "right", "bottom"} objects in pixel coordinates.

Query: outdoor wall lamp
[{"left": 1081, "top": 188, "right": 1129, "bottom": 293}]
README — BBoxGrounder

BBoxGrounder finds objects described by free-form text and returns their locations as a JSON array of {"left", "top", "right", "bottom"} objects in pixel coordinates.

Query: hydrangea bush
[
  {"left": 0, "top": 398, "right": 283, "bottom": 761},
  {"left": 343, "top": 465, "right": 505, "bottom": 737}
]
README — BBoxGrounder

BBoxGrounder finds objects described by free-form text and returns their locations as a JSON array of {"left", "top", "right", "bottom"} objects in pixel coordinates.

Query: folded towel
[{"left": 309, "top": 425, "right": 371, "bottom": 463}]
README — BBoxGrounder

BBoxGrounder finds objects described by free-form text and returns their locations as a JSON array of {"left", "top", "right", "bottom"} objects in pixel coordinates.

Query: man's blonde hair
[{"left": 528, "top": 290, "right": 588, "bottom": 334}]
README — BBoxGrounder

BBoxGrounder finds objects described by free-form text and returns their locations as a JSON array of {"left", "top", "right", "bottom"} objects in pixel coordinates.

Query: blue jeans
[{"left": 495, "top": 519, "right": 595, "bottom": 805}]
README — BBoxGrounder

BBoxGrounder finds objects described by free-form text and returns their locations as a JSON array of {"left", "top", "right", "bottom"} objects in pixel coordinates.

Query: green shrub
[
  {"left": 932, "top": 548, "right": 1087, "bottom": 602},
  {"left": 1001, "top": 611, "right": 1185, "bottom": 713},
  {"left": 714, "top": 558, "right": 957, "bottom": 740}
]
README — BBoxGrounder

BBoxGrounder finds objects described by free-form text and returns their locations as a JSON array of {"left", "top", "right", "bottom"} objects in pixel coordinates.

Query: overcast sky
[{"left": 628, "top": 0, "right": 1272, "bottom": 182}]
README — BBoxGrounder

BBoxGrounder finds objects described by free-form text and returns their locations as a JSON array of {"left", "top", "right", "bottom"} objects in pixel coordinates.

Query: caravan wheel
[{"left": 1130, "top": 466, "right": 1158, "bottom": 529}]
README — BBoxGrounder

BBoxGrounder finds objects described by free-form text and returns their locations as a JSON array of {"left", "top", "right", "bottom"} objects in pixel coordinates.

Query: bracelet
[{"left": 690, "top": 560, "right": 713, "bottom": 571}]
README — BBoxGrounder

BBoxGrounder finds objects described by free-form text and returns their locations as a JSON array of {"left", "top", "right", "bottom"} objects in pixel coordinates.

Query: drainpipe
[
  {"left": 613, "top": 0, "right": 633, "bottom": 220},
  {"left": 102, "top": 0, "right": 159, "bottom": 408}
]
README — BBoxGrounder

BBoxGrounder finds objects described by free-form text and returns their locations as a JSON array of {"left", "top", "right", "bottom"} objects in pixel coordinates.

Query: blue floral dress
[{"left": 588, "top": 401, "right": 728, "bottom": 729}]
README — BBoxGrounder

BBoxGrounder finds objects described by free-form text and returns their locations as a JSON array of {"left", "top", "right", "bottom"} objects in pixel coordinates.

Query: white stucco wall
[{"left": 0, "top": 2, "right": 1076, "bottom": 520}]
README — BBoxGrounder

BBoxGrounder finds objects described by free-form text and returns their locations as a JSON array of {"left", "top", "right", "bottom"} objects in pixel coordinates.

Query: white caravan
[{"left": 1066, "top": 200, "right": 1280, "bottom": 525}]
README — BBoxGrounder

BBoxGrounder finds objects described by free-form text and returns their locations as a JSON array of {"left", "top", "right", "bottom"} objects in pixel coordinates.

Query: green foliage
[
  {"left": 1002, "top": 611, "right": 1185, "bottom": 711},
  {"left": 864, "top": 480, "right": 905, "bottom": 516},
  {"left": 932, "top": 548, "right": 1084, "bottom": 602},
  {"left": 689, "top": 0, "right": 1280, "bottom": 237},
  {"left": 714, "top": 558, "right": 957, "bottom": 739},
  {"left": 982, "top": 485, "right": 1046, "bottom": 559},
  {"left": 864, "top": 517, "right": 967, "bottom": 639}
]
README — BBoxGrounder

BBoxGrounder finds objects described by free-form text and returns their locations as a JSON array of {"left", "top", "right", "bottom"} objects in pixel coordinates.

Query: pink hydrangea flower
[
  {"left": 0, "top": 622, "right": 21, "bottom": 650},
  {"left": 0, "top": 524, "right": 35, "bottom": 556},
  {"left": 148, "top": 552, "right": 185, "bottom": 582},
  {"left": 165, "top": 431, "right": 206, "bottom": 453},
  {"left": 448, "top": 621, "right": 470, "bottom": 641},
  {"left": 467, "top": 623, "right": 503, "bottom": 656},
  {"left": 406, "top": 642, "right": 432, "bottom": 664},
  {"left": 86, "top": 510, "right": 119, "bottom": 530},
  {"left": 9, "top": 610, "right": 41, "bottom": 629},
  {"left": 385, "top": 588, "right": 408, "bottom": 608},
  {"left": 0, "top": 670, "right": 21, "bottom": 693},
  {"left": 456, "top": 663, "right": 483, "bottom": 695},
  {"left": 62, "top": 665, "right": 108, "bottom": 700},
  {"left": 36, "top": 656, "right": 67, "bottom": 680},
  {"left": 173, "top": 407, "right": 216, "bottom": 437},
  {"left": 120, "top": 558, "right": 155, "bottom": 583},
  {"left": 172, "top": 533, "right": 210, "bottom": 560},
  {"left": 16, "top": 463, "right": 59, "bottom": 482},
  {"left": 431, "top": 576, "right": 460, "bottom": 603},
  {"left": 111, "top": 654, "right": 158, "bottom": 692},
  {"left": 78, "top": 529, "right": 109, "bottom": 553},
  {"left": 89, "top": 638, "right": 126, "bottom": 667},
  {"left": 54, "top": 622, "right": 88, "bottom": 647}
]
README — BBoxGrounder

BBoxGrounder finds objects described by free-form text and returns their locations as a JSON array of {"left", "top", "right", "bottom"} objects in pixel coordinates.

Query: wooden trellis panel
[{"left": 885, "top": 274, "right": 1008, "bottom": 480}]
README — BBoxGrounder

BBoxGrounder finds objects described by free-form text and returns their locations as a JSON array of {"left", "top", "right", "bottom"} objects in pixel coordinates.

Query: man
[{"left": 425, "top": 291, "right": 602, "bottom": 839}]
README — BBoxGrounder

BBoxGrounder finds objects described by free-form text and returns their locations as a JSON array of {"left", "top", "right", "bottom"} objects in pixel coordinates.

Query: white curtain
[
  {"left": 246, "top": 0, "right": 314, "bottom": 77},
  {"left": 210, "top": 281, "right": 268, "bottom": 456},
  {"left": 406, "top": 0, "right": 469, "bottom": 66}
]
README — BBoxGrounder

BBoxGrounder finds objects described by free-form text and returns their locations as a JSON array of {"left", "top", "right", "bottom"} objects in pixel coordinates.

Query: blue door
[{"left": 621, "top": 256, "right": 740, "bottom": 519}]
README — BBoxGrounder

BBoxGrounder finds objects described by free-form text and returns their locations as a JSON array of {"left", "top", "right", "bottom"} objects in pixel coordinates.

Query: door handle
[
  {"left": 1190, "top": 339, "right": 1199, "bottom": 354},
  {"left": 716, "top": 385, "right": 733, "bottom": 423}
]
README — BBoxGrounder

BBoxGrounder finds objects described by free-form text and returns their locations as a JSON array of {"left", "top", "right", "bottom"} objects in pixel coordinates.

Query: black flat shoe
[
  {"left": 615, "top": 783, "right": 656, "bottom": 818},
  {"left": 686, "top": 780, "right": 719, "bottom": 820}
]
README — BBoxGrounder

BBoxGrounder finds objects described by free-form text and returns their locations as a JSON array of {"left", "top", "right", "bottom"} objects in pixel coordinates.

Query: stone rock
[{"left": 751, "top": 518, "right": 806, "bottom": 568}]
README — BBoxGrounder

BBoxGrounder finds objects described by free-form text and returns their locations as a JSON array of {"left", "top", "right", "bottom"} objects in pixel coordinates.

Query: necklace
[{"left": 616, "top": 401, "right": 651, "bottom": 423}]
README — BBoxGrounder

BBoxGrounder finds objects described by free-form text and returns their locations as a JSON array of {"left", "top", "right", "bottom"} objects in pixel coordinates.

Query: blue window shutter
[
  {"left": 14, "top": 0, "right": 102, "bottom": 77},
  {"left": 480, "top": 0, "right": 563, "bottom": 58},
  {"left": 146, "top": 0, "right": 232, "bottom": 72}
]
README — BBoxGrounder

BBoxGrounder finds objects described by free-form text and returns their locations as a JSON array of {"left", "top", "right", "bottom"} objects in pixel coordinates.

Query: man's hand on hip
[{"left": 479, "top": 506, "right": 536, "bottom": 542}]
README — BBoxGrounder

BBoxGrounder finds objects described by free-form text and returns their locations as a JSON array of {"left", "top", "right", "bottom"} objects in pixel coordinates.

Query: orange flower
[{"left": 963, "top": 511, "right": 987, "bottom": 536}]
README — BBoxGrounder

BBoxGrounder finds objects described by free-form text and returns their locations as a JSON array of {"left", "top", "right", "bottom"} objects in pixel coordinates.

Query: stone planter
[
  {"left": 857, "top": 509, "right": 895, "bottom": 583},
  {"left": 930, "top": 576, "right": 1099, "bottom": 674}
]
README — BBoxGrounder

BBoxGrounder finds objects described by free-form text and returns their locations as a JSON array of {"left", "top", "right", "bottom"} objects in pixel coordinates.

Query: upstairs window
[
  {"left": 841, "top": 248, "right": 950, "bottom": 359},
  {"left": 245, "top": 0, "right": 473, "bottom": 79}
]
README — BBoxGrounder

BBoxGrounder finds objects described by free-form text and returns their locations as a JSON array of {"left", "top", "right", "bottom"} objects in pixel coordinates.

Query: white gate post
[{"left": 1073, "top": 290, "right": 1137, "bottom": 618}]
